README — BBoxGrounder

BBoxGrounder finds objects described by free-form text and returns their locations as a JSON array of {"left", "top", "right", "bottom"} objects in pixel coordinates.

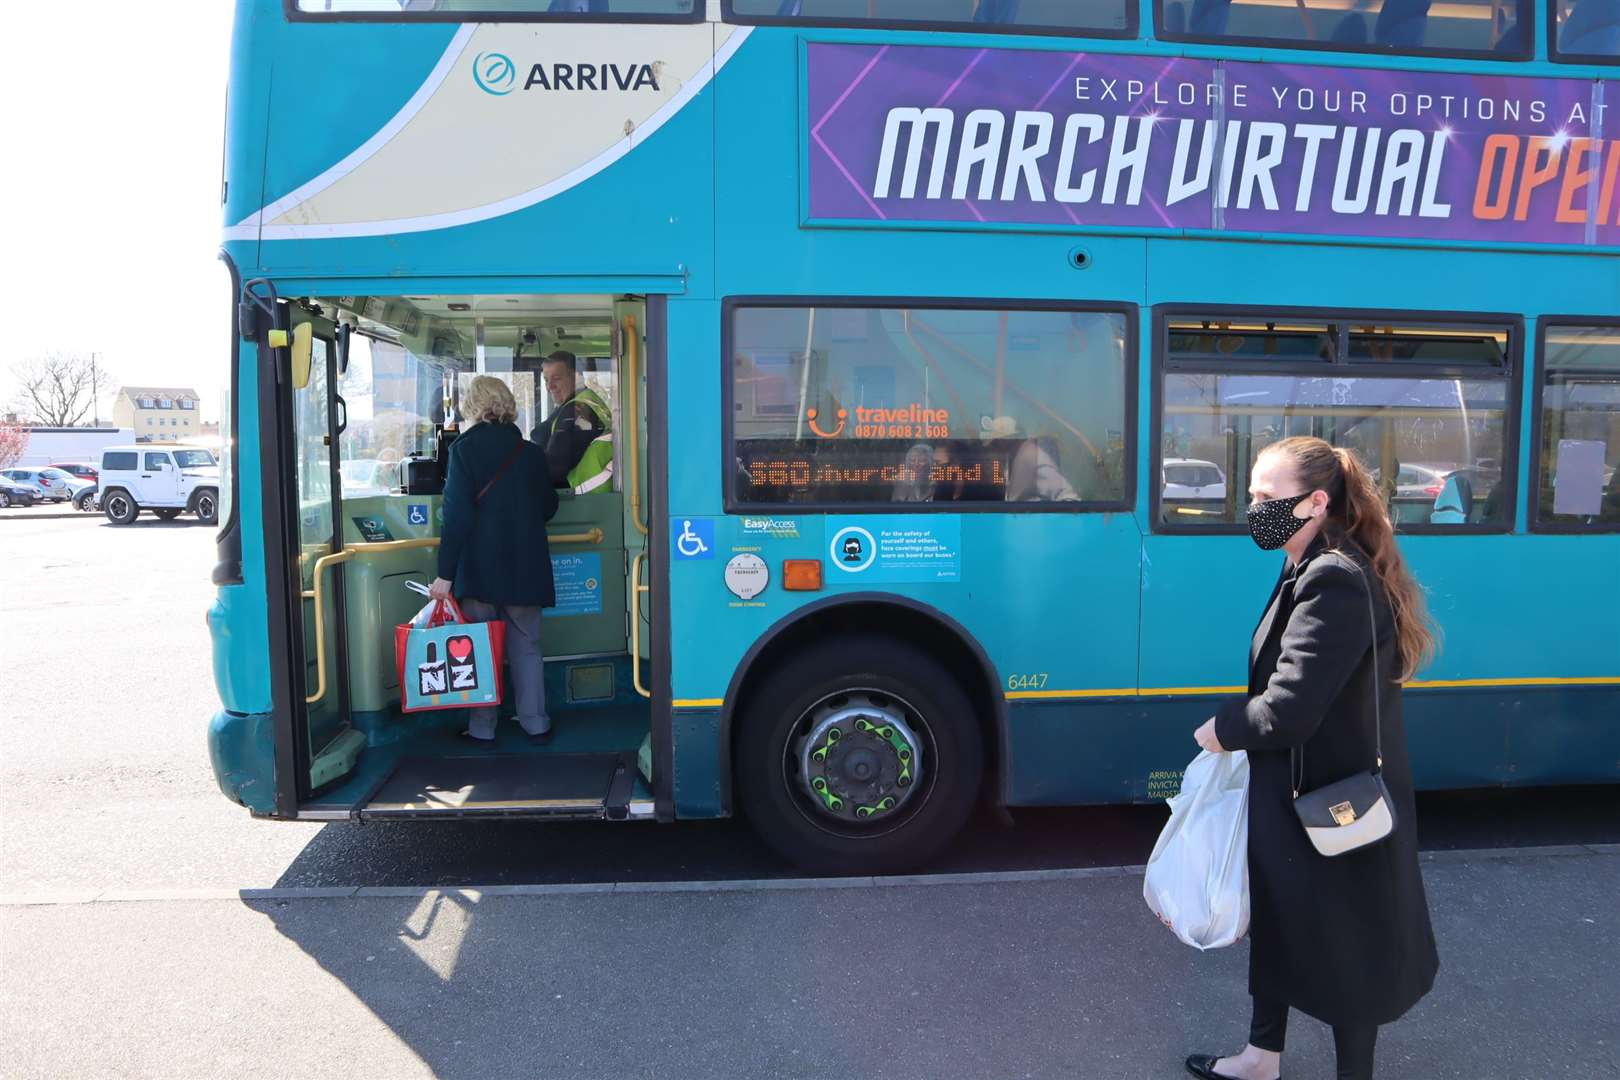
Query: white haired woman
[{"left": 429, "top": 375, "right": 560, "bottom": 742}]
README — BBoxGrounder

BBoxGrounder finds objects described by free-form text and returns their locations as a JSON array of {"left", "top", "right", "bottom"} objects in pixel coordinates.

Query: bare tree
[
  {"left": 10, "top": 352, "right": 111, "bottom": 427},
  {"left": 0, "top": 421, "right": 27, "bottom": 469}
]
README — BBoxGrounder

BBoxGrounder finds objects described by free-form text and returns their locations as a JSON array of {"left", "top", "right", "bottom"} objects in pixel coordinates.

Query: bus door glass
[{"left": 289, "top": 312, "right": 353, "bottom": 783}]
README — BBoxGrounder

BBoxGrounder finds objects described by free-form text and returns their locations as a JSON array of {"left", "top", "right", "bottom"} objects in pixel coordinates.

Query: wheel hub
[{"left": 797, "top": 695, "right": 923, "bottom": 823}]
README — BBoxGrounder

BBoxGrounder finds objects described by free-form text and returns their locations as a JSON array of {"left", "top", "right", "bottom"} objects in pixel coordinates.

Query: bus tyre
[
  {"left": 103, "top": 490, "right": 138, "bottom": 525},
  {"left": 736, "top": 634, "right": 984, "bottom": 874},
  {"left": 192, "top": 490, "right": 218, "bottom": 525}
]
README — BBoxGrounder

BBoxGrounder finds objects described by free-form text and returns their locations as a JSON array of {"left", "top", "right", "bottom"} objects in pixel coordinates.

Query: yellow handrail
[
  {"left": 623, "top": 314, "right": 648, "bottom": 537},
  {"left": 303, "top": 530, "right": 606, "bottom": 705},
  {"left": 305, "top": 548, "right": 358, "bottom": 705},
  {"left": 630, "top": 551, "right": 651, "bottom": 700}
]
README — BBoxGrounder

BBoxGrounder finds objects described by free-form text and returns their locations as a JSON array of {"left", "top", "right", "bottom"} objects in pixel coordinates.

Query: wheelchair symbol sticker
[
  {"left": 829, "top": 526, "right": 876, "bottom": 573},
  {"left": 673, "top": 518, "right": 715, "bottom": 560},
  {"left": 407, "top": 504, "right": 429, "bottom": 526}
]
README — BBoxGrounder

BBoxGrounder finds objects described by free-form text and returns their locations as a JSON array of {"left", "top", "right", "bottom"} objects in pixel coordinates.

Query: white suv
[{"left": 99, "top": 446, "right": 220, "bottom": 525}]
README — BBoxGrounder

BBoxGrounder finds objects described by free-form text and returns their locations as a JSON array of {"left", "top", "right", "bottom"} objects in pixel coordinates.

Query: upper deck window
[
  {"left": 1156, "top": 0, "right": 1530, "bottom": 58},
  {"left": 724, "top": 0, "right": 1133, "bottom": 37},
  {"left": 290, "top": 0, "right": 699, "bottom": 20},
  {"left": 1551, "top": 0, "right": 1620, "bottom": 60}
]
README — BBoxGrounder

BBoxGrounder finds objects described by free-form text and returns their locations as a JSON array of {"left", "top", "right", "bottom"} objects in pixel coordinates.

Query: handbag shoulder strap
[
  {"left": 1351, "top": 554, "right": 1384, "bottom": 772},
  {"left": 476, "top": 439, "right": 528, "bottom": 504},
  {"left": 1291, "top": 547, "right": 1383, "bottom": 796}
]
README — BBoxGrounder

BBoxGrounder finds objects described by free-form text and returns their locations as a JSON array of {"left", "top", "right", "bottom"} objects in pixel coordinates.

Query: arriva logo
[{"left": 473, "top": 52, "right": 517, "bottom": 96}]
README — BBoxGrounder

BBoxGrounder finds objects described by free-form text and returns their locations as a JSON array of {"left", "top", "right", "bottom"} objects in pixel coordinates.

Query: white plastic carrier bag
[{"left": 1143, "top": 749, "right": 1251, "bottom": 951}]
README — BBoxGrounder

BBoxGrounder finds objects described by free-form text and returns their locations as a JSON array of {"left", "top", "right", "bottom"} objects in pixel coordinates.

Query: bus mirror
[{"left": 290, "top": 323, "right": 314, "bottom": 390}]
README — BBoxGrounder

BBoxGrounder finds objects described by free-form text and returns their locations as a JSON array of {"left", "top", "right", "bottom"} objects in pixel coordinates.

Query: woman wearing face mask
[{"left": 1186, "top": 437, "right": 1440, "bottom": 1080}]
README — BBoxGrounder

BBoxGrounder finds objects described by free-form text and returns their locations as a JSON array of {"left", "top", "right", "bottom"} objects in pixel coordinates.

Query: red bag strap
[
  {"left": 429, "top": 597, "right": 466, "bottom": 626},
  {"left": 477, "top": 440, "right": 528, "bottom": 503}
]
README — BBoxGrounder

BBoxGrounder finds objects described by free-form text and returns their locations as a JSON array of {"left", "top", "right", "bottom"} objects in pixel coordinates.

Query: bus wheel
[
  {"left": 736, "top": 634, "right": 983, "bottom": 874},
  {"left": 103, "top": 491, "right": 138, "bottom": 525}
]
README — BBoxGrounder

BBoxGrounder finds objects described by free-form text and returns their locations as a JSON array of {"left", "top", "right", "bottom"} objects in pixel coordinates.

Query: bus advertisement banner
[{"left": 806, "top": 43, "right": 1618, "bottom": 248}]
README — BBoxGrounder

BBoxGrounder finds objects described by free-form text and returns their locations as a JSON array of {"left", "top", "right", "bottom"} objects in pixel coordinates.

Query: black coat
[
  {"left": 1214, "top": 532, "right": 1439, "bottom": 1028},
  {"left": 436, "top": 421, "right": 559, "bottom": 607},
  {"left": 531, "top": 391, "right": 608, "bottom": 487}
]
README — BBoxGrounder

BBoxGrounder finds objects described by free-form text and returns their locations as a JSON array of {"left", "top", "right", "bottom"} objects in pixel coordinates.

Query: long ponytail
[{"left": 1264, "top": 437, "right": 1438, "bottom": 681}]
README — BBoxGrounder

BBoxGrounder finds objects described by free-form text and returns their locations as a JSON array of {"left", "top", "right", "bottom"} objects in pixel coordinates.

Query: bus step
[{"left": 359, "top": 752, "right": 627, "bottom": 820}]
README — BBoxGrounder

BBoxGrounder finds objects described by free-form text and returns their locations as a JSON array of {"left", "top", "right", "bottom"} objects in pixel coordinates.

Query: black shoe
[
  {"left": 1186, "top": 1055, "right": 1276, "bottom": 1080},
  {"left": 528, "top": 729, "right": 553, "bottom": 746},
  {"left": 458, "top": 729, "right": 494, "bottom": 744}
]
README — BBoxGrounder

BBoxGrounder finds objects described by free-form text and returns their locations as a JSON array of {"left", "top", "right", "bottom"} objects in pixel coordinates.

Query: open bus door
[
  {"left": 262, "top": 295, "right": 368, "bottom": 804},
  {"left": 255, "top": 290, "right": 665, "bottom": 823}
]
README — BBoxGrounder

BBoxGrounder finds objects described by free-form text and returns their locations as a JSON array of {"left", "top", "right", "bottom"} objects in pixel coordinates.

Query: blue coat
[{"left": 437, "top": 421, "right": 559, "bottom": 607}]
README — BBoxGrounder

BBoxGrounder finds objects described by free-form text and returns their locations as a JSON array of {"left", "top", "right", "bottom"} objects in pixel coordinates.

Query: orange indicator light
[{"left": 782, "top": 559, "right": 823, "bottom": 591}]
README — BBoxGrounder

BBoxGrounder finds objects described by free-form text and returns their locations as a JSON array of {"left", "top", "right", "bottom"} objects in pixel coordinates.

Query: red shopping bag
[{"left": 394, "top": 596, "right": 507, "bottom": 712}]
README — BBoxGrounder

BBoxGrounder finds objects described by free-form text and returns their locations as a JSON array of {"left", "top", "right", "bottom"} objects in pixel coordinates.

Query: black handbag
[{"left": 1291, "top": 557, "right": 1397, "bottom": 857}]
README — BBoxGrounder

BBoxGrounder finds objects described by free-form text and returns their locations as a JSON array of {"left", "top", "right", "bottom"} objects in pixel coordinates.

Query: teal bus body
[{"left": 211, "top": 0, "right": 1619, "bottom": 836}]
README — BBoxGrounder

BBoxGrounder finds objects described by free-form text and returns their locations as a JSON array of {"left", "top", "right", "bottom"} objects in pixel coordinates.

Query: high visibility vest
[
  {"left": 569, "top": 388, "right": 612, "bottom": 433},
  {"left": 569, "top": 434, "right": 615, "bottom": 494}
]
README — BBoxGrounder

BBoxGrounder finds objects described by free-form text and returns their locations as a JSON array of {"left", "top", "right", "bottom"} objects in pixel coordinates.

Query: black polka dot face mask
[{"left": 1245, "top": 492, "right": 1313, "bottom": 550}]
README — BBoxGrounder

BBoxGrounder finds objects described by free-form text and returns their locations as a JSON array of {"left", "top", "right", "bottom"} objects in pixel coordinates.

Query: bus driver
[{"left": 531, "top": 350, "right": 613, "bottom": 493}]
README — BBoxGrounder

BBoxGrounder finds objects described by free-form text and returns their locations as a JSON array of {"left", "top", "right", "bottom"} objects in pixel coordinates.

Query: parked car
[
  {"left": 45, "top": 462, "right": 101, "bottom": 510},
  {"left": 40, "top": 466, "right": 95, "bottom": 502},
  {"left": 1377, "top": 462, "right": 1462, "bottom": 499},
  {"left": 1161, "top": 458, "right": 1228, "bottom": 501},
  {"left": 0, "top": 467, "right": 72, "bottom": 503},
  {"left": 48, "top": 461, "right": 99, "bottom": 483},
  {"left": 97, "top": 446, "right": 220, "bottom": 525},
  {"left": 0, "top": 479, "right": 38, "bottom": 508}
]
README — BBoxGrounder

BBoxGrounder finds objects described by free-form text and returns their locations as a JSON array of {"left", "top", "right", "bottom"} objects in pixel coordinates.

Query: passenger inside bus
[
  {"left": 1005, "top": 436, "right": 1082, "bottom": 502},
  {"left": 430, "top": 375, "right": 559, "bottom": 744},
  {"left": 891, "top": 443, "right": 937, "bottom": 502}
]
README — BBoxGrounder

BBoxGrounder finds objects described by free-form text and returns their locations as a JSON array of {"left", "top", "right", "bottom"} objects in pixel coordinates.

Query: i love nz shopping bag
[{"left": 394, "top": 594, "right": 506, "bottom": 713}]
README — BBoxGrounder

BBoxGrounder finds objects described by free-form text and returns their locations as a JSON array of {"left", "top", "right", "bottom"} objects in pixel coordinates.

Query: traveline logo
[
  {"left": 473, "top": 52, "right": 517, "bottom": 96},
  {"left": 475, "top": 55, "right": 662, "bottom": 95}
]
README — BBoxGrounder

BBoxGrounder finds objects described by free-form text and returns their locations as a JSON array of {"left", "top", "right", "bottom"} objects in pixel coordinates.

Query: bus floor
[{"left": 304, "top": 704, "right": 652, "bottom": 821}]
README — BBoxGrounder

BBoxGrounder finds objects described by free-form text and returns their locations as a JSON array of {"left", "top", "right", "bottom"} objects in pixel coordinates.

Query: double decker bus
[{"left": 211, "top": 0, "right": 1619, "bottom": 871}]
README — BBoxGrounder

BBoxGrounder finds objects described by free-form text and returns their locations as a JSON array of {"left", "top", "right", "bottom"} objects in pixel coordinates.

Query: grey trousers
[{"left": 456, "top": 598, "right": 550, "bottom": 740}]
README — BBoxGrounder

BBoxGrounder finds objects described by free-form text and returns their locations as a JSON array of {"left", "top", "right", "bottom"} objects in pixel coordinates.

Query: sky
[{"left": 0, "top": 4, "right": 236, "bottom": 423}]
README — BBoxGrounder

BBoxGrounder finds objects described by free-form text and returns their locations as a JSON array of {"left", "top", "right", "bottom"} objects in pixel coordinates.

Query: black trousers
[{"left": 1250, "top": 998, "right": 1378, "bottom": 1080}]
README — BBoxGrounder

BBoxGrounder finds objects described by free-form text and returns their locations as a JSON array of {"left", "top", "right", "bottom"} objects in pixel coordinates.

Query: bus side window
[{"left": 1536, "top": 323, "right": 1620, "bottom": 530}]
